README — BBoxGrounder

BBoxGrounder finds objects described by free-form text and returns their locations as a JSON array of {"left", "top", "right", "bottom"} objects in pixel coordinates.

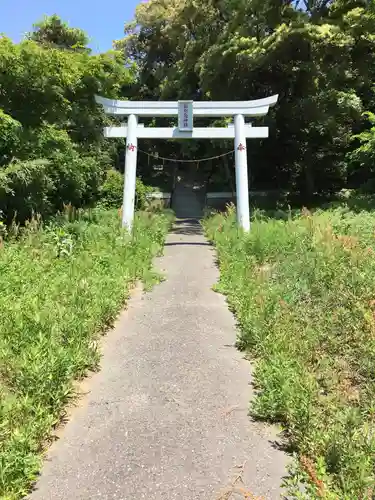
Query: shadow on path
[
  {"left": 165, "top": 241, "right": 210, "bottom": 247},
  {"left": 172, "top": 218, "right": 203, "bottom": 236}
]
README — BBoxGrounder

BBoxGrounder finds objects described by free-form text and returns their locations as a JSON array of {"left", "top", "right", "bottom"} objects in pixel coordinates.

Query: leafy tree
[
  {"left": 116, "top": 0, "right": 375, "bottom": 198},
  {"left": 28, "top": 14, "right": 90, "bottom": 52},
  {"left": 0, "top": 30, "right": 135, "bottom": 221}
]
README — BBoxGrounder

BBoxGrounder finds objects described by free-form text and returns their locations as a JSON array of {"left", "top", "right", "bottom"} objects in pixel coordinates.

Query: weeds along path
[
  {"left": 30, "top": 218, "right": 288, "bottom": 500},
  {"left": 0, "top": 209, "right": 172, "bottom": 499},
  {"left": 204, "top": 207, "right": 375, "bottom": 498}
]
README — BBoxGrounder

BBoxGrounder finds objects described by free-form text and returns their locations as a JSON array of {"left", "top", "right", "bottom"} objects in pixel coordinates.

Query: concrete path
[{"left": 30, "top": 220, "right": 288, "bottom": 500}]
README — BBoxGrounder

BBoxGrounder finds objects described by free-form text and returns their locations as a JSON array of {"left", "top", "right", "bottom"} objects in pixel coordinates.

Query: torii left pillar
[{"left": 122, "top": 114, "right": 138, "bottom": 231}]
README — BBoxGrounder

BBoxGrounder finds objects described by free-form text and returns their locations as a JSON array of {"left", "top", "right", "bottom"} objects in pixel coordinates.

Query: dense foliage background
[
  {"left": 118, "top": 0, "right": 375, "bottom": 199},
  {"left": 1, "top": 1, "right": 375, "bottom": 217}
]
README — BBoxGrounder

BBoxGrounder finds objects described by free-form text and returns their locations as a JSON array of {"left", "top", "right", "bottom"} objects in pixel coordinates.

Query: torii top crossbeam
[{"left": 95, "top": 95, "right": 278, "bottom": 117}]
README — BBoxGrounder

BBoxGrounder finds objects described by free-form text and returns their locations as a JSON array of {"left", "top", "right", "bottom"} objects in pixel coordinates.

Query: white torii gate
[{"left": 95, "top": 94, "right": 278, "bottom": 232}]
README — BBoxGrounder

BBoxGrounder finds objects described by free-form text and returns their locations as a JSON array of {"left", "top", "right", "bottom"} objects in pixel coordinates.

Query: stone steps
[{"left": 172, "top": 184, "right": 204, "bottom": 218}]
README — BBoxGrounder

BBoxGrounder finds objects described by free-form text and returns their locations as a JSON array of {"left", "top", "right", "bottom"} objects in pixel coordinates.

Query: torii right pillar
[{"left": 234, "top": 114, "right": 250, "bottom": 232}]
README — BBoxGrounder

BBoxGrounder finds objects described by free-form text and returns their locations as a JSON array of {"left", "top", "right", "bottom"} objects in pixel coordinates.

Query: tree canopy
[
  {"left": 0, "top": 17, "right": 134, "bottom": 222},
  {"left": 115, "top": 0, "right": 375, "bottom": 197},
  {"left": 28, "top": 14, "right": 90, "bottom": 51}
]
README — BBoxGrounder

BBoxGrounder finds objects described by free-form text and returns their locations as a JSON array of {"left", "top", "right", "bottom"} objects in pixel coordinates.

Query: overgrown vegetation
[
  {"left": 204, "top": 204, "right": 375, "bottom": 498},
  {"left": 0, "top": 208, "right": 173, "bottom": 499}
]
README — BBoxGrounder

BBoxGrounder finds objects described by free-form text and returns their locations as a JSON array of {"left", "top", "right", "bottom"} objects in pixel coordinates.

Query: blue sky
[{"left": 0, "top": 0, "right": 140, "bottom": 52}]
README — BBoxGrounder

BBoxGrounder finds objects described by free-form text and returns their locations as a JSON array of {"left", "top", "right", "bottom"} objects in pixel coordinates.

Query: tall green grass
[
  {"left": 0, "top": 208, "right": 173, "bottom": 499},
  {"left": 204, "top": 205, "right": 375, "bottom": 499}
]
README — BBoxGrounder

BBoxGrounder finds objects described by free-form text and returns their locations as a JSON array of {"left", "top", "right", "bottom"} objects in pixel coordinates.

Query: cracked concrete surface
[{"left": 30, "top": 219, "right": 288, "bottom": 500}]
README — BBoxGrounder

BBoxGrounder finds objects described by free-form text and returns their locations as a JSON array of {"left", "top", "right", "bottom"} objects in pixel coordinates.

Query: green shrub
[
  {"left": 49, "top": 151, "right": 104, "bottom": 208},
  {"left": 99, "top": 169, "right": 154, "bottom": 210},
  {"left": 0, "top": 159, "right": 55, "bottom": 223},
  {"left": 98, "top": 169, "right": 123, "bottom": 207},
  {"left": 0, "top": 153, "right": 104, "bottom": 224}
]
